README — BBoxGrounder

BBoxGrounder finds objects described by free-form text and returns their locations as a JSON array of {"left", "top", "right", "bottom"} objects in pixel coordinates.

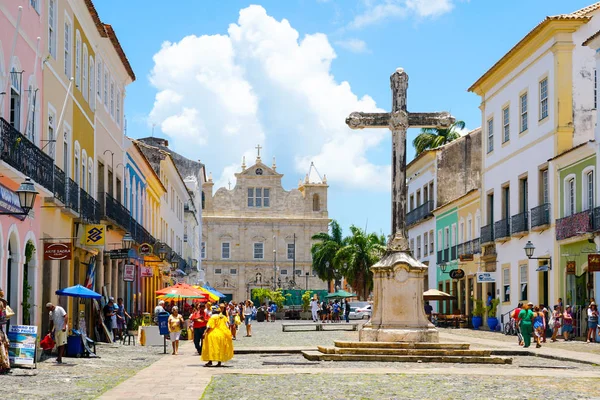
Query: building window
[
  {"left": 437, "top": 230, "right": 442, "bottom": 251},
  {"left": 416, "top": 236, "right": 421, "bottom": 259},
  {"left": 104, "top": 69, "right": 108, "bottom": 107},
  {"left": 444, "top": 227, "right": 449, "bottom": 249},
  {"left": 424, "top": 231, "right": 428, "bottom": 255},
  {"left": 539, "top": 78, "right": 548, "bottom": 120},
  {"left": 410, "top": 238, "right": 415, "bottom": 255},
  {"left": 110, "top": 80, "right": 115, "bottom": 117},
  {"left": 313, "top": 193, "right": 320, "bottom": 211},
  {"left": 230, "top": 268, "right": 237, "bottom": 275},
  {"left": 253, "top": 242, "right": 264, "bottom": 259},
  {"left": 201, "top": 242, "right": 206, "bottom": 259},
  {"left": 214, "top": 268, "right": 222, "bottom": 275},
  {"left": 595, "top": 69, "right": 597, "bottom": 110},
  {"left": 75, "top": 31, "right": 81, "bottom": 88},
  {"left": 47, "top": 108, "right": 56, "bottom": 157},
  {"left": 74, "top": 145, "right": 80, "bottom": 185},
  {"left": 586, "top": 170, "right": 594, "bottom": 210},
  {"left": 30, "top": 0, "right": 40, "bottom": 13},
  {"left": 503, "top": 268, "right": 510, "bottom": 303},
  {"left": 248, "top": 188, "right": 270, "bottom": 208},
  {"left": 502, "top": 106, "right": 509, "bottom": 143},
  {"left": 221, "top": 242, "right": 230, "bottom": 259},
  {"left": 541, "top": 169, "right": 549, "bottom": 205},
  {"left": 97, "top": 59, "right": 102, "bottom": 99},
  {"left": 519, "top": 264, "right": 528, "bottom": 301},
  {"left": 567, "top": 177, "right": 575, "bottom": 216},
  {"left": 64, "top": 20, "right": 71, "bottom": 77},
  {"left": 88, "top": 159, "right": 93, "bottom": 194},
  {"left": 429, "top": 230, "right": 434, "bottom": 254},
  {"left": 487, "top": 117, "right": 494, "bottom": 153},
  {"left": 287, "top": 243, "right": 295, "bottom": 260},
  {"left": 89, "top": 57, "right": 95, "bottom": 110},
  {"left": 82, "top": 46, "right": 88, "bottom": 101},
  {"left": 520, "top": 92, "right": 528, "bottom": 132},
  {"left": 280, "top": 269, "right": 288, "bottom": 275},
  {"left": 48, "top": 0, "right": 56, "bottom": 58},
  {"left": 116, "top": 90, "right": 122, "bottom": 126}
]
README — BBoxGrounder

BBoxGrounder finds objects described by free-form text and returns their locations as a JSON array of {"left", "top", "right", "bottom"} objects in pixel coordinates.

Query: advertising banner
[
  {"left": 124, "top": 264, "right": 135, "bottom": 282},
  {"left": 476, "top": 272, "right": 495, "bottom": 283},
  {"left": 7, "top": 325, "right": 37, "bottom": 366},
  {"left": 140, "top": 266, "right": 154, "bottom": 277},
  {"left": 82, "top": 225, "right": 105, "bottom": 246},
  {"left": 43, "top": 242, "right": 72, "bottom": 260}
]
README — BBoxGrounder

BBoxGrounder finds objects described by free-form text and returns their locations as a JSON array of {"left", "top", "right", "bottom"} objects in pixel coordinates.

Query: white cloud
[
  {"left": 148, "top": 5, "right": 390, "bottom": 191},
  {"left": 348, "top": 0, "right": 456, "bottom": 29},
  {"left": 335, "top": 38, "right": 369, "bottom": 53}
]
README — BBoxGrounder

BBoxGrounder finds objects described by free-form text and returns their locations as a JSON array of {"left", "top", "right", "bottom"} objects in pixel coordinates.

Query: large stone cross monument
[{"left": 346, "top": 68, "right": 454, "bottom": 342}]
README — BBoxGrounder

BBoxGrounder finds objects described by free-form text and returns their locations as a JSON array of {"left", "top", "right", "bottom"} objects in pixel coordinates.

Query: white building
[{"left": 468, "top": 3, "right": 600, "bottom": 317}]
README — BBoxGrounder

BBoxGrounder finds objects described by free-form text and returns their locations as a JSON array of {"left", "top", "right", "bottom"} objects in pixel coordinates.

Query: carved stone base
[{"left": 359, "top": 325, "right": 439, "bottom": 343}]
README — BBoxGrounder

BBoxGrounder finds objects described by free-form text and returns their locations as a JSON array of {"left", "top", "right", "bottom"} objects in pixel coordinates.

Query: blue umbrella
[
  {"left": 203, "top": 284, "right": 225, "bottom": 299},
  {"left": 55, "top": 284, "right": 102, "bottom": 300}
]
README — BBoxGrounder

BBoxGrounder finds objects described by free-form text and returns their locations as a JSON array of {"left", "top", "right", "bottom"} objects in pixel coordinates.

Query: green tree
[
  {"left": 412, "top": 120, "right": 466, "bottom": 156},
  {"left": 311, "top": 220, "right": 344, "bottom": 284},
  {"left": 334, "top": 226, "right": 386, "bottom": 300}
]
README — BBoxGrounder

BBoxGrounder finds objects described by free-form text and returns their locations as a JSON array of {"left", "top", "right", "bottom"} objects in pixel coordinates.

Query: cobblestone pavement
[
  {"left": 5, "top": 342, "right": 164, "bottom": 400},
  {"left": 201, "top": 374, "right": 600, "bottom": 400}
]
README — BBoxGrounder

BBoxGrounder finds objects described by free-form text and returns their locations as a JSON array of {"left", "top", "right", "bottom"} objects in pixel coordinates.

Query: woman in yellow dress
[{"left": 202, "top": 304, "right": 233, "bottom": 367}]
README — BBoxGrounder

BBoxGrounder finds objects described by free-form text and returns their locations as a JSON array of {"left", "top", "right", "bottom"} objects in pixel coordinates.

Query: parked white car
[{"left": 348, "top": 302, "right": 372, "bottom": 320}]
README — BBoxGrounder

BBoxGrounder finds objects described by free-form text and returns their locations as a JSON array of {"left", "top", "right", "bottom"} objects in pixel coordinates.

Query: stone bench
[{"left": 282, "top": 323, "right": 359, "bottom": 332}]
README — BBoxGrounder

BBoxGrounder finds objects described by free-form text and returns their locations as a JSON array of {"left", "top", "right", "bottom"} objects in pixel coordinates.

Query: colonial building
[
  {"left": 202, "top": 151, "right": 329, "bottom": 302},
  {"left": 468, "top": 3, "right": 600, "bottom": 318}
]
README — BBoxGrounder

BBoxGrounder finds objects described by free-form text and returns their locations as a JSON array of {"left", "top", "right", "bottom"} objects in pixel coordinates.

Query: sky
[{"left": 93, "top": 0, "right": 596, "bottom": 238}]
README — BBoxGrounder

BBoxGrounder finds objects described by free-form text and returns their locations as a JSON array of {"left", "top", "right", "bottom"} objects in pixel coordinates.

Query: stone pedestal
[{"left": 359, "top": 249, "right": 438, "bottom": 343}]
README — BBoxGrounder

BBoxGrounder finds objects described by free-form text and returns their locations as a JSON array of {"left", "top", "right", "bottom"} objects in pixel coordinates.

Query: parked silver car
[{"left": 348, "top": 302, "right": 372, "bottom": 320}]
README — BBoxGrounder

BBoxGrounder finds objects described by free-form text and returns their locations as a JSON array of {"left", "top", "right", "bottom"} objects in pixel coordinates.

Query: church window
[
  {"left": 248, "top": 188, "right": 254, "bottom": 207},
  {"left": 214, "top": 268, "right": 222, "bottom": 275},
  {"left": 280, "top": 269, "right": 288, "bottom": 275},
  {"left": 248, "top": 188, "right": 270, "bottom": 208},
  {"left": 253, "top": 242, "right": 264, "bottom": 259},
  {"left": 287, "top": 243, "right": 295, "bottom": 260},
  {"left": 263, "top": 188, "right": 270, "bottom": 206},
  {"left": 202, "top": 191, "right": 206, "bottom": 209},
  {"left": 255, "top": 188, "right": 262, "bottom": 207},
  {"left": 221, "top": 242, "right": 230, "bottom": 259},
  {"left": 230, "top": 268, "right": 237, "bottom": 275},
  {"left": 201, "top": 242, "right": 206, "bottom": 259},
  {"left": 313, "top": 193, "right": 320, "bottom": 211}
]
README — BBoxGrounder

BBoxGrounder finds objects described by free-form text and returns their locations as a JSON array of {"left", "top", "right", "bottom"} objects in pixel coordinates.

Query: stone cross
[
  {"left": 255, "top": 144, "right": 262, "bottom": 158},
  {"left": 346, "top": 68, "right": 454, "bottom": 251}
]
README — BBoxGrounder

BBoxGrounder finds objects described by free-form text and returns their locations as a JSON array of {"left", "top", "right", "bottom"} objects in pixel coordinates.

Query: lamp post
[
  {"left": 158, "top": 243, "right": 168, "bottom": 261},
  {"left": 0, "top": 178, "right": 38, "bottom": 216},
  {"left": 524, "top": 241, "right": 552, "bottom": 270},
  {"left": 273, "top": 237, "right": 277, "bottom": 290},
  {"left": 122, "top": 232, "right": 134, "bottom": 250},
  {"left": 305, "top": 272, "right": 309, "bottom": 290}
]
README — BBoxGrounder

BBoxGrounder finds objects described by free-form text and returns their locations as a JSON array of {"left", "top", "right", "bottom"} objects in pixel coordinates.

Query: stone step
[
  {"left": 335, "top": 348, "right": 492, "bottom": 357},
  {"left": 334, "top": 341, "right": 470, "bottom": 350},
  {"left": 301, "top": 351, "right": 512, "bottom": 364}
]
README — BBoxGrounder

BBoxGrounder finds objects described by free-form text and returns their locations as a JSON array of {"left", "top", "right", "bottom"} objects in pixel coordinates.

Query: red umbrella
[{"left": 156, "top": 283, "right": 208, "bottom": 299}]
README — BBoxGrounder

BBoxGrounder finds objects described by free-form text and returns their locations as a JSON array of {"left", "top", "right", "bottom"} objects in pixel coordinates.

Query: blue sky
[{"left": 94, "top": 0, "right": 594, "bottom": 238}]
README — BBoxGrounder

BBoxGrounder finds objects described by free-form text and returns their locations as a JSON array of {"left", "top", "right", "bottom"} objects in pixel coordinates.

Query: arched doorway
[
  {"left": 22, "top": 240, "right": 37, "bottom": 325},
  {"left": 6, "top": 230, "right": 21, "bottom": 324}
]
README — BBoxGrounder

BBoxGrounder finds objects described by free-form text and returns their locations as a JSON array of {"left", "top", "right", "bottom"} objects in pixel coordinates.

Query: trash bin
[
  {"left": 256, "top": 310, "right": 266, "bottom": 322},
  {"left": 66, "top": 335, "right": 83, "bottom": 357},
  {"left": 157, "top": 312, "right": 170, "bottom": 335}
]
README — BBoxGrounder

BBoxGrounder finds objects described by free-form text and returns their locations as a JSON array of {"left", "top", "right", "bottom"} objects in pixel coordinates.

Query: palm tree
[
  {"left": 311, "top": 220, "right": 344, "bottom": 284},
  {"left": 412, "top": 120, "right": 466, "bottom": 156},
  {"left": 334, "top": 226, "right": 386, "bottom": 300}
]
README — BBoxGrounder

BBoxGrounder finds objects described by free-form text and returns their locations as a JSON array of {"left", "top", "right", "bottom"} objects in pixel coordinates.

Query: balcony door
[
  {"left": 502, "top": 186, "right": 510, "bottom": 219},
  {"left": 9, "top": 69, "right": 21, "bottom": 132},
  {"left": 520, "top": 177, "right": 528, "bottom": 213}
]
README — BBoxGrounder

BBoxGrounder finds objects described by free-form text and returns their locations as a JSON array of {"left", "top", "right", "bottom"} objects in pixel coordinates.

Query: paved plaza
[{"left": 5, "top": 321, "right": 600, "bottom": 399}]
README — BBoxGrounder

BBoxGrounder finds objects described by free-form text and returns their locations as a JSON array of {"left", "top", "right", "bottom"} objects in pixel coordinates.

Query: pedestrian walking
[
  {"left": 268, "top": 302, "right": 277, "bottom": 322},
  {"left": 518, "top": 302, "right": 534, "bottom": 348},
  {"left": 513, "top": 303, "right": 523, "bottom": 346},
  {"left": 243, "top": 300, "right": 253, "bottom": 337},
  {"left": 103, "top": 298, "right": 115, "bottom": 341},
  {"left": 202, "top": 304, "right": 234, "bottom": 367},
  {"left": 46, "top": 302, "right": 69, "bottom": 363},
  {"left": 0, "top": 288, "right": 11, "bottom": 374},
  {"left": 587, "top": 302, "right": 598, "bottom": 343},
  {"left": 116, "top": 298, "right": 130, "bottom": 341},
  {"left": 168, "top": 306, "right": 185, "bottom": 355},
  {"left": 532, "top": 305, "right": 545, "bottom": 348},
  {"left": 344, "top": 299, "right": 351, "bottom": 323},
  {"left": 563, "top": 305, "right": 574, "bottom": 341},
  {"left": 332, "top": 300, "right": 341, "bottom": 322},
  {"left": 550, "top": 305, "right": 562, "bottom": 342},
  {"left": 191, "top": 303, "right": 208, "bottom": 355},
  {"left": 310, "top": 295, "right": 320, "bottom": 322}
]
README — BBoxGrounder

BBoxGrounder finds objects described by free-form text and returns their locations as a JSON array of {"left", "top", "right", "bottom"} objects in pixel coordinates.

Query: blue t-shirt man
[{"left": 333, "top": 303, "right": 340, "bottom": 314}]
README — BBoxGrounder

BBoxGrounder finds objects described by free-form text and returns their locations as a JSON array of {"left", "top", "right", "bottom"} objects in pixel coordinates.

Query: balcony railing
[
  {"left": 53, "top": 166, "right": 66, "bottom": 204},
  {"left": 494, "top": 218, "right": 511, "bottom": 241},
  {"left": 406, "top": 200, "right": 434, "bottom": 226},
  {"left": 80, "top": 188, "right": 101, "bottom": 223},
  {"left": 511, "top": 212, "right": 529, "bottom": 235},
  {"left": 531, "top": 203, "right": 551, "bottom": 230},
  {"left": 593, "top": 207, "right": 600, "bottom": 231},
  {"left": 105, "top": 192, "right": 132, "bottom": 232},
  {"left": 556, "top": 210, "right": 592, "bottom": 241},
  {"left": 66, "top": 178, "right": 79, "bottom": 213},
  {"left": 458, "top": 239, "right": 480, "bottom": 257},
  {"left": 480, "top": 224, "right": 494, "bottom": 244},
  {"left": 472, "top": 238, "right": 481, "bottom": 254},
  {"left": 0, "top": 117, "right": 54, "bottom": 192}
]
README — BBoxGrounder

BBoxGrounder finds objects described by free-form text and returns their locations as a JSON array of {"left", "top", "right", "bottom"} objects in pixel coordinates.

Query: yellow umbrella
[{"left": 193, "top": 286, "right": 219, "bottom": 302}]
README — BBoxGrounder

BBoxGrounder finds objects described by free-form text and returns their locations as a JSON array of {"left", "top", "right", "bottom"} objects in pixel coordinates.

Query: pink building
[{"left": 0, "top": 0, "right": 46, "bottom": 326}]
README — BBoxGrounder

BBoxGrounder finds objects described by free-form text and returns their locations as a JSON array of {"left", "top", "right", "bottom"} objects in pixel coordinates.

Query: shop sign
[
  {"left": 566, "top": 261, "right": 576, "bottom": 275},
  {"left": 82, "top": 224, "right": 105, "bottom": 246},
  {"left": 109, "top": 249, "right": 130, "bottom": 260},
  {"left": 8, "top": 325, "right": 37, "bottom": 366},
  {"left": 476, "top": 272, "right": 495, "bottom": 283},
  {"left": 459, "top": 254, "right": 474, "bottom": 262},
  {"left": 140, "top": 266, "right": 154, "bottom": 277},
  {"left": 0, "top": 183, "right": 25, "bottom": 221},
  {"left": 139, "top": 243, "right": 153, "bottom": 256},
  {"left": 43, "top": 242, "right": 72, "bottom": 260},
  {"left": 123, "top": 264, "right": 135, "bottom": 282},
  {"left": 588, "top": 254, "right": 600, "bottom": 272},
  {"left": 449, "top": 269, "right": 465, "bottom": 280}
]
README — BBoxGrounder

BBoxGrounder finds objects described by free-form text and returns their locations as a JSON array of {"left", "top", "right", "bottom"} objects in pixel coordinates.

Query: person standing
[
  {"left": 154, "top": 300, "right": 165, "bottom": 324},
  {"left": 191, "top": 304, "right": 208, "bottom": 355},
  {"left": 550, "top": 305, "right": 562, "bottom": 342},
  {"left": 168, "top": 306, "right": 185, "bottom": 355},
  {"left": 310, "top": 295, "right": 320, "bottom": 323},
  {"left": 587, "top": 302, "right": 598, "bottom": 343},
  {"left": 202, "top": 304, "right": 234, "bottom": 367},
  {"left": 243, "top": 300, "right": 253, "bottom": 337},
  {"left": 424, "top": 301, "right": 433, "bottom": 322},
  {"left": 518, "top": 302, "right": 534, "bottom": 348},
  {"left": 46, "top": 302, "right": 69, "bottom": 363},
  {"left": 563, "top": 305, "right": 574, "bottom": 341},
  {"left": 0, "top": 289, "right": 11, "bottom": 374},
  {"left": 532, "top": 305, "right": 545, "bottom": 348},
  {"left": 513, "top": 303, "right": 523, "bottom": 346},
  {"left": 332, "top": 300, "right": 340, "bottom": 322},
  {"left": 116, "top": 298, "right": 130, "bottom": 341},
  {"left": 103, "top": 298, "right": 115, "bottom": 341},
  {"left": 344, "top": 299, "right": 351, "bottom": 323}
]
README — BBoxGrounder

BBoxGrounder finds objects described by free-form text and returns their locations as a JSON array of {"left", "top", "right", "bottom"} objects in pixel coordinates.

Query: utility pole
[
  {"left": 273, "top": 235, "right": 277, "bottom": 291},
  {"left": 292, "top": 233, "right": 296, "bottom": 286}
]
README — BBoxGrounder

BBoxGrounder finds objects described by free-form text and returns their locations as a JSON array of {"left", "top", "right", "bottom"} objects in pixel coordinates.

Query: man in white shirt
[
  {"left": 310, "top": 296, "right": 320, "bottom": 323},
  {"left": 154, "top": 300, "right": 165, "bottom": 324},
  {"left": 46, "top": 302, "right": 68, "bottom": 363}
]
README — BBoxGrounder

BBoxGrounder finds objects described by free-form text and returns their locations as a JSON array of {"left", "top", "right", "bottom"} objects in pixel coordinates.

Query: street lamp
[
  {"left": 0, "top": 178, "right": 39, "bottom": 216},
  {"left": 523, "top": 241, "right": 552, "bottom": 270},
  {"left": 158, "top": 243, "right": 168, "bottom": 261},
  {"left": 305, "top": 272, "right": 309, "bottom": 290},
  {"left": 439, "top": 263, "right": 448, "bottom": 273},
  {"left": 122, "top": 232, "right": 134, "bottom": 250},
  {"left": 273, "top": 236, "right": 277, "bottom": 290}
]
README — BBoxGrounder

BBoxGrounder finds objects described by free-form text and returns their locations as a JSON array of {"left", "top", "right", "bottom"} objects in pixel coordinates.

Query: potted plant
[
  {"left": 300, "top": 291, "right": 313, "bottom": 320},
  {"left": 270, "top": 290, "right": 290, "bottom": 320},
  {"left": 127, "top": 315, "right": 143, "bottom": 336},
  {"left": 471, "top": 298, "right": 485, "bottom": 330},
  {"left": 487, "top": 298, "right": 500, "bottom": 331}
]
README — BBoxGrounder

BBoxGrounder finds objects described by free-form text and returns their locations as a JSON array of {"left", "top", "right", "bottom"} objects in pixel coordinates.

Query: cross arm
[
  {"left": 345, "top": 112, "right": 391, "bottom": 130},
  {"left": 408, "top": 112, "right": 455, "bottom": 129}
]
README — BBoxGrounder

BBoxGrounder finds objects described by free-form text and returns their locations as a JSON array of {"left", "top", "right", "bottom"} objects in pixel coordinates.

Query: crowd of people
[
  {"left": 512, "top": 299, "right": 598, "bottom": 348},
  {"left": 309, "top": 295, "right": 352, "bottom": 323}
]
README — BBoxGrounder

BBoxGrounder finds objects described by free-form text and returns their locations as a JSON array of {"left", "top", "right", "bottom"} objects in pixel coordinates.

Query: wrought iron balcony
[
  {"left": 458, "top": 239, "right": 479, "bottom": 257},
  {"left": 494, "top": 218, "right": 511, "bottom": 241},
  {"left": 593, "top": 206, "right": 600, "bottom": 231},
  {"left": 511, "top": 212, "right": 529, "bottom": 236},
  {"left": 480, "top": 224, "right": 494, "bottom": 245},
  {"left": 66, "top": 178, "right": 79, "bottom": 213},
  {"left": 530, "top": 203, "right": 551, "bottom": 230},
  {"left": 472, "top": 238, "right": 481, "bottom": 254},
  {"left": 406, "top": 200, "right": 434, "bottom": 226},
  {"left": 0, "top": 117, "right": 54, "bottom": 192},
  {"left": 80, "top": 188, "right": 101, "bottom": 223},
  {"left": 53, "top": 166, "right": 66, "bottom": 204},
  {"left": 556, "top": 210, "right": 592, "bottom": 241},
  {"left": 104, "top": 192, "right": 132, "bottom": 232}
]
